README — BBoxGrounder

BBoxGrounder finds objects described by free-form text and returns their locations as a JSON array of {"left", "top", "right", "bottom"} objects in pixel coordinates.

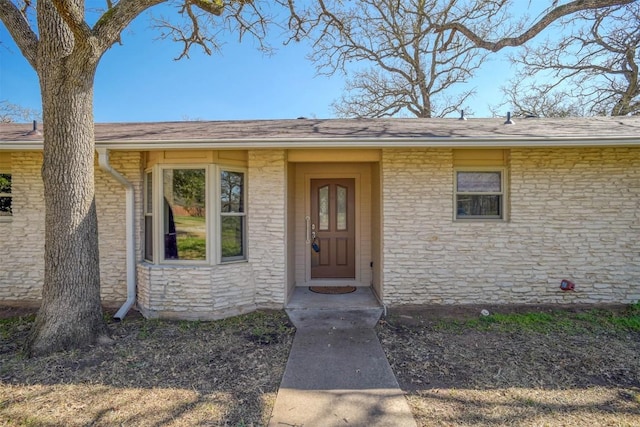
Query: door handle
[{"left": 305, "top": 216, "right": 311, "bottom": 244}]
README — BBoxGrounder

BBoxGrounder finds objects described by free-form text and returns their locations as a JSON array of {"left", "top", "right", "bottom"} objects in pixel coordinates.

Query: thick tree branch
[
  {"left": 92, "top": 0, "right": 166, "bottom": 54},
  {"left": 49, "top": 0, "right": 92, "bottom": 41},
  {"left": 0, "top": 0, "right": 38, "bottom": 68},
  {"left": 191, "top": 0, "right": 224, "bottom": 15},
  {"left": 438, "top": 0, "right": 636, "bottom": 52}
]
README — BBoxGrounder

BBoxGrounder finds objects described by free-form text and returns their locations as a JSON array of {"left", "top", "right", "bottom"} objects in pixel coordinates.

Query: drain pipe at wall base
[{"left": 96, "top": 148, "right": 136, "bottom": 320}]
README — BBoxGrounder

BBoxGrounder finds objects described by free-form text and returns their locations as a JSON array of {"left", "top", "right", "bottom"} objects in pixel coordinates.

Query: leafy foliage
[{"left": 171, "top": 169, "right": 206, "bottom": 216}]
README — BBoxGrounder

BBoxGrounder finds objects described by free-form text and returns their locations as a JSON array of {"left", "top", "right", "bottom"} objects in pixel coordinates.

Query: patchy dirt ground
[
  {"left": 377, "top": 305, "right": 640, "bottom": 426},
  {"left": 1, "top": 304, "right": 639, "bottom": 426},
  {"left": 0, "top": 308, "right": 295, "bottom": 426}
]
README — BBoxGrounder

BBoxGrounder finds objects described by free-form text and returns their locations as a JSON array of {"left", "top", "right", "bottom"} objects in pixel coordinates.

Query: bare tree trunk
[{"left": 26, "top": 0, "right": 110, "bottom": 356}]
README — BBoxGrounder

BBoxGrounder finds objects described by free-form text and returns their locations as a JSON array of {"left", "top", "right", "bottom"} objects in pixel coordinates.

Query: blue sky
[{"left": 0, "top": 3, "right": 518, "bottom": 123}]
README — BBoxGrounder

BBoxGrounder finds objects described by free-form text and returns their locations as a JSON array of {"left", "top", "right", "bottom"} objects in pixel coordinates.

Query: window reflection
[
  {"left": 337, "top": 185, "right": 347, "bottom": 230},
  {"left": 163, "top": 169, "right": 206, "bottom": 260},
  {"left": 455, "top": 171, "right": 503, "bottom": 219},
  {"left": 319, "top": 185, "right": 329, "bottom": 230},
  {"left": 144, "top": 171, "right": 153, "bottom": 261},
  {"left": 457, "top": 172, "right": 501, "bottom": 192},
  {"left": 221, "top": 170, "right": 246, "bottom": 261},
  {"left": 221, "top": 171, "right": 244, "bottom": 213}
]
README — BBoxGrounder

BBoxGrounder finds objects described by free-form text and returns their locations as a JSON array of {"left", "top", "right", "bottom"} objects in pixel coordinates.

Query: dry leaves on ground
[
  {"left": 2, "top": 304, "right": 640, "bottom": 427},
  {"left": 0, "top": 310, "right": 295, "bottom": 427}
]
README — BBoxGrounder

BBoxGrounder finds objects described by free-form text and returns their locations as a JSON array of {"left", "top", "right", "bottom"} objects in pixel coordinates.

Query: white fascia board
[
  {"left": 0, "top": 142, "right": 45, "bottom": 150},
  {"left": 96, "top": 136, "right": 640, "bottom": 150},
  {"left": 2, "top": 136, "right": 639, "bottom": 151}
]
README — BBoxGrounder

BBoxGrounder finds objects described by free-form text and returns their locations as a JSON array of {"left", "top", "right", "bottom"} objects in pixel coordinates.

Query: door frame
[{"left": 304, "top": 172, "right": 361, "bottom": 286}]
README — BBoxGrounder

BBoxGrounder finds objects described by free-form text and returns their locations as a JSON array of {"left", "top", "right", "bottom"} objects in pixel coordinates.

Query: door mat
[{"left": 309, "top": 286, "right": 357, "bottom": 294}]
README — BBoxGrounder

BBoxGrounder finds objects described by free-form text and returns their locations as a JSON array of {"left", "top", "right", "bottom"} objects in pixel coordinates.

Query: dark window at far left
[{"left": 0, "top": 173, "right": 11, "bottom": 216}]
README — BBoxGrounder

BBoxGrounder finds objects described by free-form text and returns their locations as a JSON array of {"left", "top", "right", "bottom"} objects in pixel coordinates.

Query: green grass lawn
[{"left": 174, "top": 215, "right": 206, "bottom": 260}]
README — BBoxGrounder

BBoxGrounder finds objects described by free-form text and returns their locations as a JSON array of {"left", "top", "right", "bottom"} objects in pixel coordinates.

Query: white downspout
[{"left": 96, "top": 148, "right": 136, "bottom": 320}]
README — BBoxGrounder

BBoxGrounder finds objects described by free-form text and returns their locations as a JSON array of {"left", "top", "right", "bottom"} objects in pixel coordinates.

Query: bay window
[{"left": 144, "top": 164, "right": 246, "bottom": 264}]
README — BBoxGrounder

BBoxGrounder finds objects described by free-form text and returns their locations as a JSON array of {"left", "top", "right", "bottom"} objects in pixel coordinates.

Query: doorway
[
  {"left": 289, "top": 160, "right": 379, "bottom": 295},
  {"left": 310, "top": 178, "right": 356, "bottom": 279}
]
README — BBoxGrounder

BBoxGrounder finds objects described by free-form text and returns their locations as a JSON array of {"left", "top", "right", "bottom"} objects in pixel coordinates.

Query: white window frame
[
  {"left": 218, "top": 167, "right": 247, "bottom": 263},
  {"left": 143, "top": 170, "right": 154, "bottom": 262},
  {"left": 0, "top": 172, "right": 12, "bottom": 221},
  {"left": 145, "top": 163, "right": 247, "bottom": 265},
  {"left": 454, "top": 167, "right": 507, "bottom": 221}
]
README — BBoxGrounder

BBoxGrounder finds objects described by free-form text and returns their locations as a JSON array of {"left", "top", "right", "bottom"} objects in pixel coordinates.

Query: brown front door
[{"left": 310, "top": 178, "right": 356, "bottom": 279}]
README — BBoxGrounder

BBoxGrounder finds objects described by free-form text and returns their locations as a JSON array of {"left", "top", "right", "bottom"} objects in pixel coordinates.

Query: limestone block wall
[
  {"left": 95, "top": 151, "right": 143, "bottom": 305},
  {"left": 248, "top": 150, "right": 286, "bottom": 306},
  {"left": 0, "top": 151, "right": 141, "bottom": 306},
  {"left": 136, "top": 263, "right": 257, "bottom": 320},
  {"left": 0, "top": 152, "right": 45, "bottom": 304},
  {"left": 382, "top": 147, "right": 640, "bottom": 306}
]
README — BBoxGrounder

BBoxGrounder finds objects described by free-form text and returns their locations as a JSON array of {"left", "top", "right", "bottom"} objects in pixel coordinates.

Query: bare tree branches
[
  {"left": 307, "top": 0, "right": 506, "bottom": 118},
  {"left": 492, "top": 83, "right": 588, "bottom": 118},
  {"left": 500, "top": 3, "right": 640, "bottom": 116},
  {"left": 0, "top": 0, "right": 38, "bottom": 67},
  {"left": 0, "top": 100, "right": 41, "bottom": 123},
  {"left": 438, "top": 0, "right": 636, "bottom": 52},
  {"left": 2, "top": 1, "right": 307, "bottom": 69},
  {"left": 149, "top": 0, "right": 287, "bottom": 60}
]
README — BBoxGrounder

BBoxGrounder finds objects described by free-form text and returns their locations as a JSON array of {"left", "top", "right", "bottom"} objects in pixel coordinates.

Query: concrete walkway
[{"left": 268, "top": 307, "right": 417, "bottom": 427}]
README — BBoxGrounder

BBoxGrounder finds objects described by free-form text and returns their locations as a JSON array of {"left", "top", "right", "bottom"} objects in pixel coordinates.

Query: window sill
[
  {"left": 454, "top": 217, "right": 507, "bottom": 223},
  {"left": 139, "top": 259, "right": 248, "bottom": 268},
  {"left": 220, "top": 258, "right": 248, "bottom": 265},
  {"left": 0, "top": 216, "right": 13, "bottom": 224}
]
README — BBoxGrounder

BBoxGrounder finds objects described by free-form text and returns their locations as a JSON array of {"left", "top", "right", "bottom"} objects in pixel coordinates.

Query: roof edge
[{"left": 1, "top": 135, "right": 639, "bottom": 151}]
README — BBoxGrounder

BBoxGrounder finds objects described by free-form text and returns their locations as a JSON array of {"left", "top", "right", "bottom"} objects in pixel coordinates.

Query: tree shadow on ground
[{"left": 0, "top": 308, "right": 294, "bottom": 426}]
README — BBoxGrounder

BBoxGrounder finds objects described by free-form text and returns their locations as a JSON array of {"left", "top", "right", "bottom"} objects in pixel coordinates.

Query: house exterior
[{"left": 1, "top": 117, "right": 639, "bottom": 320}]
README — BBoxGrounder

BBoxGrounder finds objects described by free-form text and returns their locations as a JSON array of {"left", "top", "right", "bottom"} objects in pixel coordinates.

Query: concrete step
[{"left": 286, "top": 307, "right": 384, "bottom": 330}]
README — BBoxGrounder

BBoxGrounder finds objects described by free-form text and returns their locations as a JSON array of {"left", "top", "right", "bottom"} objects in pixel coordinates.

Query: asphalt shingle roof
[{"left": 1, "top": 116, "right": 639, "bottom": 149}]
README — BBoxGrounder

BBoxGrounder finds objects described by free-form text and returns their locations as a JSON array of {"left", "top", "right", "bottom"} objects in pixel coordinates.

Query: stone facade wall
[
  {"left": 95, "top": 151, "right": 143, "bottom": 305},
  {"left": 0, "top": 151, "right": 141, "bottom": 306},
  {"left": 136, "top": 263, "right": 258, "bottom": 320},
  {"left": 247, "top": 150, "right": 286, "bottom": 306},
  {"left": 0, "top": 152, "right": 45, "bottom": 304},
  {"left": 382, "top": 147, "right": 640, "bottom": 306},
  {"left": 4, "top": 145, "right": 638, "bottom": 315}
]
